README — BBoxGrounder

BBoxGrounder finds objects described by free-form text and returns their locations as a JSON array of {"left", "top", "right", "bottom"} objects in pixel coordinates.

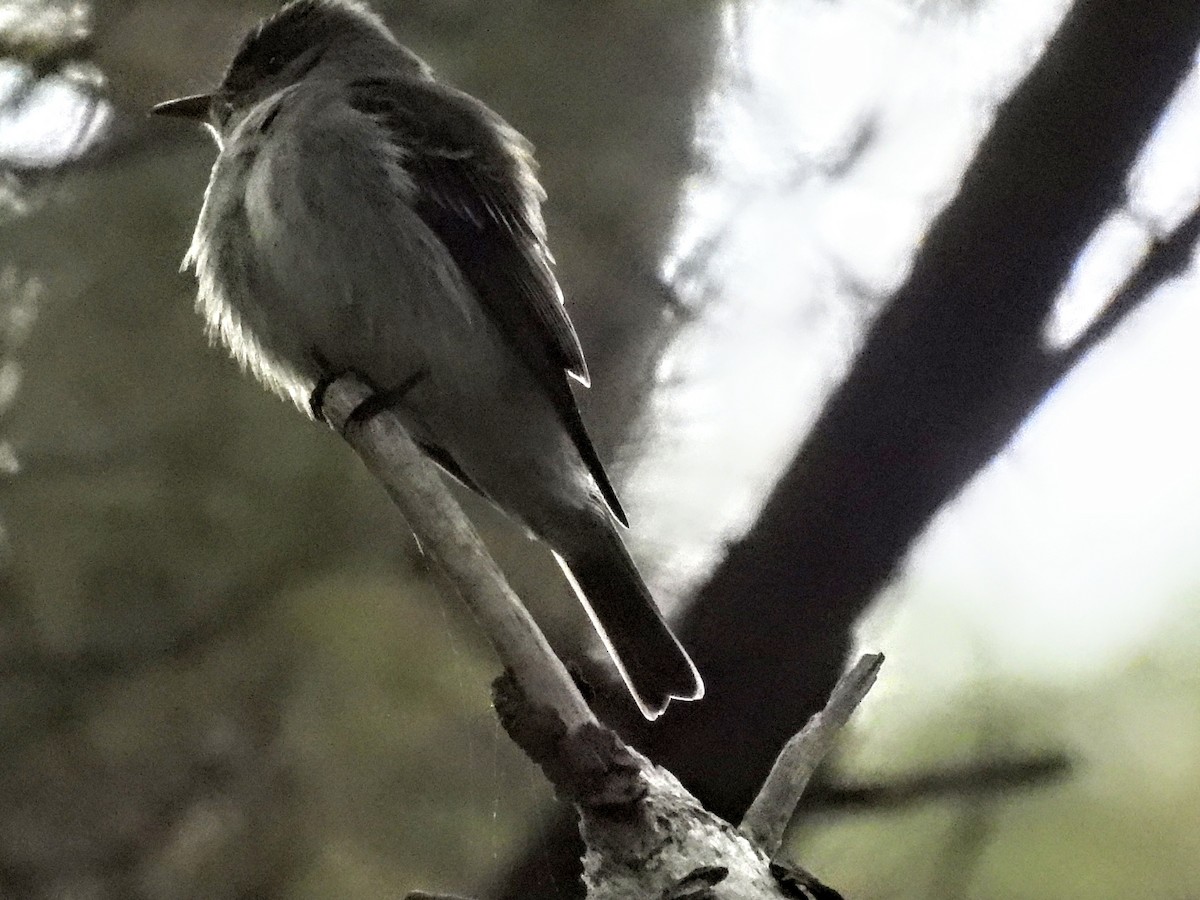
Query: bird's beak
[{"left": 151, "top": 93, "right": 214, "bottom": 121}]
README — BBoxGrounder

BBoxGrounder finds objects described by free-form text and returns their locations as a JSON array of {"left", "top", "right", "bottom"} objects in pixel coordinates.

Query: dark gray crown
[{"left": 221, "top": 0, "right": 395, "bottom": 93}]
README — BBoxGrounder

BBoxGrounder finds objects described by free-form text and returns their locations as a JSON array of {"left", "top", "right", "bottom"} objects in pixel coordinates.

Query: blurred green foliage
[{"left": 1, "top": 0, "right": 719, "bottom": 895}]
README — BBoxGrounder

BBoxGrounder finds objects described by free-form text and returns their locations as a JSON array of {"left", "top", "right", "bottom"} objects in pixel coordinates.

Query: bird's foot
[
  {"left": 344, "top": 368, "right": 431, "bottom": 431},
  {"left": 309, "top": 370, "right": 343, "bottom": 422},
  {"left": 308, "top": 350, "right": 347, "bottom": 423}
]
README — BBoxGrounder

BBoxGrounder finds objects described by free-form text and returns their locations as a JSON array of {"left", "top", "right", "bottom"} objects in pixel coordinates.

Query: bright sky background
[
  {"left": 628, "top": 0, "right": 1200, "bottom": 679},
  {"left": 626, "top": 0, "right": 1072, "bottom": 604},
  {"left": 0, "top": 60, "right": 108, "bottom": 174},
  {"left": 632, "top": 3, "right": 1200, "bottom": 893}
]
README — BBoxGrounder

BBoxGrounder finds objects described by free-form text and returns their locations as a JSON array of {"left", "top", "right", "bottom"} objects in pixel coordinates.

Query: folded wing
[{"left": 347, "top": 76, "right": 628, "bottom": 525}]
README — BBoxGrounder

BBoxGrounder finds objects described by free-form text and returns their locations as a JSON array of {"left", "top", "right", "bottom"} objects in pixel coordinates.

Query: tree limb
[
  {"left": 320, "top": 375, "right": 598, "bottom": 735},
  {"left": 740, "top": 654, "right": 882, "bottom": 855},
  {"left": 1061, "top": 200, "right": 1200, "bottom": 366},
  {"left": 803, "top": 751, "right": 1071, "bottom": 813},
  {"left": 320, "top": 374, "right": 878, "bottom": 899}
]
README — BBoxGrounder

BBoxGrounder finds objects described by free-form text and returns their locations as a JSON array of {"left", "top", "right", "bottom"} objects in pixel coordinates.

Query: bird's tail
[{"left": 553, "top": 522, "right": 704, "bottom": 720}]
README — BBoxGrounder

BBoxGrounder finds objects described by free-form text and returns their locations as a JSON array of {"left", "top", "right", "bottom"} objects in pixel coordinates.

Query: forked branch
[{"left": 322, "top": 374, "right": 880, "bottom": 899}]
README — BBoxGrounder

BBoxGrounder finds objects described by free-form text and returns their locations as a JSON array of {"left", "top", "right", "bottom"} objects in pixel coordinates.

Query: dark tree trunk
[{"left": 495, "top": 0, "right": 1200, "bottom": 894}]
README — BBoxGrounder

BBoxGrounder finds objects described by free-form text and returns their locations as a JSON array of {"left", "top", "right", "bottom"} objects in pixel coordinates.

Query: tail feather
[{"left": 555, "top": 528, "right": 703, "bottom": 720}]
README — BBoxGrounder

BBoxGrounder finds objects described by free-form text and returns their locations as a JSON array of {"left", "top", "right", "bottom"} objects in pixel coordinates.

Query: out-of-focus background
[{"left": 3, "top": 0, "right": 1200, "bottom": 898}]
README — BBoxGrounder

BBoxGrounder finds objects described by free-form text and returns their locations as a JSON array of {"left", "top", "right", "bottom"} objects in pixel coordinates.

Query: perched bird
[{"left": 153, "top": 0, "right": 703, "bottom": 718}]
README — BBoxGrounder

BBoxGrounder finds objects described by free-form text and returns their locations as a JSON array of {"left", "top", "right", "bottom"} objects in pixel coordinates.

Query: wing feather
[{"left": 347, "top": 76, "right": 628, "bottom": 525}]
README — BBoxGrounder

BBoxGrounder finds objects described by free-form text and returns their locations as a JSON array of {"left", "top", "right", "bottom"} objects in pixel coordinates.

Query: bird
[{"left": 152, "top": 0, "right": 703, "bottom": 719}]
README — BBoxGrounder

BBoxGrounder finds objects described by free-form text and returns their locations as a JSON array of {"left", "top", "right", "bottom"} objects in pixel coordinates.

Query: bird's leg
[
  {"left": 309, "top": 371, "right": 343, "bottom": 421},
  {"left": 308, "top": 349, "right": 346, "bottom": 422},
  {"left": 344, "top": 367, "right": 431, "bottom": 430}
]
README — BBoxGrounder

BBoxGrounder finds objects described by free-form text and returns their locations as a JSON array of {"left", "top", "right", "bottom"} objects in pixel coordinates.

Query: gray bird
[{"left": 153, "top": 0, "right": 702, "bottom": 719}]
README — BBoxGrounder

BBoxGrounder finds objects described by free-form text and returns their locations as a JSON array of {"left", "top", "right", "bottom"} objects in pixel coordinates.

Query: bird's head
[{"left": 152, "top": 0, "right": 427, "bottom": 139}]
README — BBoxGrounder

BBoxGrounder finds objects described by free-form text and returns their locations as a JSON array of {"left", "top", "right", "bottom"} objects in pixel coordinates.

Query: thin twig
[
  {"left": 321, "top": 375, "right": 598, "bottom": 735},
  {"left": 740, "top": 653, "right": 883, "bottom": 855},
  {"left": 1061, "top": 200, "right": 1200, "bottom": 365},
  {"left": 803, "top": 751, "right": 1070, "bottom": 812}
]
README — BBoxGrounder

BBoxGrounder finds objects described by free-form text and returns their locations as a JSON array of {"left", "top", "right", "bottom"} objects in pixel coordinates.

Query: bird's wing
[{"left": 346, "top": 76, "right": 628, "bottom": 525}]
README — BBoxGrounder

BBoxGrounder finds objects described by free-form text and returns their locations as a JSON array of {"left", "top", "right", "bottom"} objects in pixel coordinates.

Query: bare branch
[
  {"left": 1060, "top": 201, "right": 1200, "bottom": 365},
  {"left": 804, "top": 751, "right": 1070, "bottom": 812},
  {"left": 321, "top": 375, "right": 874, "bottom": 898},
  {"left": 321, "top": 374, "right": 598, "bottom": 735},
  {"left": 739, "top": 654, "right": 883, "bottom": 855}
]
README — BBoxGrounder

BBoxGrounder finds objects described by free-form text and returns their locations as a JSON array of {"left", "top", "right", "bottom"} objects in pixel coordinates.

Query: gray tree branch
[
  {"left": 320, "top": 374, "right": 598, "bottom": 735},
  {"left": 320, "top": 373, "right": 880, "bottom": 900},
  {"left": 740, "top": 654, "right": 883, "bottom": 855}
]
